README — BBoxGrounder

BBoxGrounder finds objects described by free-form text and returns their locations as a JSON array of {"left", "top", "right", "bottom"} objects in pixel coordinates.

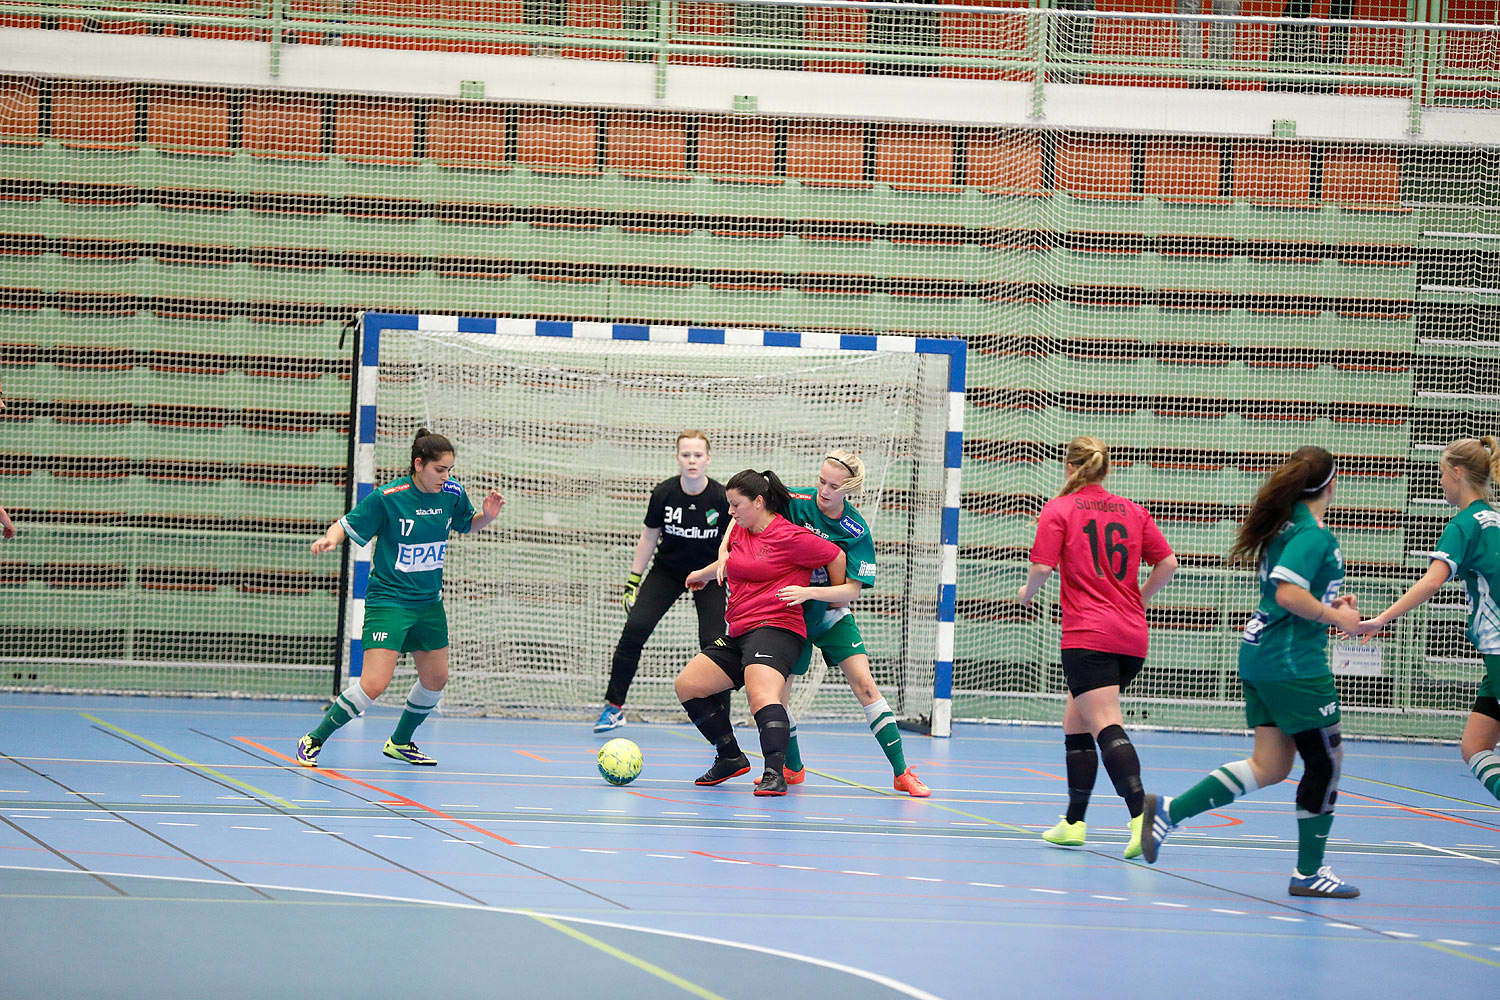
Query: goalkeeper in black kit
[{"left": 594, "top": 431, "right": 730, "bottom": 732}]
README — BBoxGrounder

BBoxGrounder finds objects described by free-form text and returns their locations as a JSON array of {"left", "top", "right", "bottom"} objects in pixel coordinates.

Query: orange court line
[
  {"left": 1338, "top": 789, "right": 1500, "bottom": 831},
  {"left": 515, "top": 750, "right": 552, "bottom": 762},
  {"left": 234, "top": 737, "right": 518, "bottom": 846}
]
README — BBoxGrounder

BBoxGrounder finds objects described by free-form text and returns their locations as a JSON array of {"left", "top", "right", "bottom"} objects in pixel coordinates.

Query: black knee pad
[{"left": 1291, "top": 723, "right": 1343, "bottom": 815}]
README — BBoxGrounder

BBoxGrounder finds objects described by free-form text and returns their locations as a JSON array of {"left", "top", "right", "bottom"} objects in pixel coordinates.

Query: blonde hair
[
  {"left": 1057, "top": 437, "right": 1109, "bottom": 498},
  {"left": 676, "top": 430, "right": 710, "bottom": 450},
  {"left": 823, "top": 450, "right": 865, "bottom": 494},
  {"left": 1443, "top": 436, "right": 1500, "bottom": 501}
]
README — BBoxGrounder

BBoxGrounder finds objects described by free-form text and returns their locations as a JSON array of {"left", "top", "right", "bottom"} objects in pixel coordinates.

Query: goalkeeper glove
[{"left": 622, "top": 572, "right": 642, "bottom": 612}]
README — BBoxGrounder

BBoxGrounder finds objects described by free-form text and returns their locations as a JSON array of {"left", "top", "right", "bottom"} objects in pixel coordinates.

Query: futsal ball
[{"left": 597, "top": 738, "right": 644, "bottom": 786}]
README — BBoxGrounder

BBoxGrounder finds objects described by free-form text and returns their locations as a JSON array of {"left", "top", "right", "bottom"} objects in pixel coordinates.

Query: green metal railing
[{"left": 0, "top": 1, "right": 1495, "bottom": 128}]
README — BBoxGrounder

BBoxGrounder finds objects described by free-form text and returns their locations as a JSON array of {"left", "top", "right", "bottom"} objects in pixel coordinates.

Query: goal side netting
[{"left": 350, "top": 313, "right": 964, "bottom": 734}]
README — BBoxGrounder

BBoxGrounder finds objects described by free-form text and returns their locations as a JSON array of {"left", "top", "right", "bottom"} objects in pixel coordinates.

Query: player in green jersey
[
  {"left": 1140, "top": 446, "right": 1365, "bottom": 899},
  {"left": 296, "top": 428, "right": 504, "bottom": 768},
  {"left": 720, "top": 450, "right": 930, "bottom": 797},
  {"left": 1352, "top": 436, "right": 1500, "bottom": 801}
]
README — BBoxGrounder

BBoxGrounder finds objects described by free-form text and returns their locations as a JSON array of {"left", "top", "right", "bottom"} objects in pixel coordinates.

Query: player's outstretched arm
[
  {"left": 470, "top": 489, "right": 506, "bottom": 533},
  {"left": 779, "top": 580, "right": 863, "bottom": 607},
  {"left": 685, "top": 560, "right": 721, "bottom": 591},
  {"left": 825, "top": 550, "right": 847, "bottom": 587},
  {"left": 621, "top": 526, "right": 662, "bottom": 610},
  {"left": 715, "top": 520, "right": 734, "bottom": 584},
  {"left": 311, "top": 520, "right": 347, "bottom": 554},
  {"left": 1352, "top": 559, "right": 1451, "bottom": 638},
  {"left": 1016, "top": 563, "right": 1053, "bottom": 605},
  {"left": 0, "top": 505, "right": 14, "bottom": 540},
  {"left": 1275, "top": 581, "right": 1361, "bottom": 633}
]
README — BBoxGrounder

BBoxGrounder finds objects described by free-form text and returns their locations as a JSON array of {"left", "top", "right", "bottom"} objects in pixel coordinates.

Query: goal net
[{"left": 351, "top": 313, "right": 964, "bottom": 733}]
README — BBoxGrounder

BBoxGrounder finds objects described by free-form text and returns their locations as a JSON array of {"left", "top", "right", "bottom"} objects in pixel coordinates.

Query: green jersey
[
  {"left": 341, "top": 475, "right": 476, "bottom": 608},
  {"left": 785, "top": 490, "right": 877, "bottom": 639},
  {"left": 1238, "top": 503, "right": 1345, "bottom": 682},
  {"left": 1432, "top": 500, "right": 1500, "bottom": 655}
]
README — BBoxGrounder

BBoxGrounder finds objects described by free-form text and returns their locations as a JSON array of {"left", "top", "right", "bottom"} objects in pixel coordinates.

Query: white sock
[
  {"left": 334, "top": 682, "right": 375, "bottom": 718},
  {"left": 863, "top": 697, "right": 895, "bottom": 735},
  {"left": 404, "top": 682, "right": 442, "bottom": 715}
]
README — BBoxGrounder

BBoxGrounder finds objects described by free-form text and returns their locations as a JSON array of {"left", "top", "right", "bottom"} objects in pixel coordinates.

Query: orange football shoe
[{"left": 893, "top": 767, "right": 931, "bottom": 797}]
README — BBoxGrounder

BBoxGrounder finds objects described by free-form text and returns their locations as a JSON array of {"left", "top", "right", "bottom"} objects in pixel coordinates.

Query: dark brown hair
[
  {"left": 409, "top": 427, "right": 455, "bottom": 475},
  {"left": 1230, "top": 446, "right": 1336, "bottom": 566}
]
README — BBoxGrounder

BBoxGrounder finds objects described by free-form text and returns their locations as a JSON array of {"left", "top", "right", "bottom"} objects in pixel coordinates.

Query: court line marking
[
  {"left": 1339, "top": 789, "right": 1500, "bottom": 831},
  {"left": 525, "top": 912, "right": 728, "bottom": 1000},
  {"left": 1346, "top": 772, "right": 1500, "bottom": 813},
  {"left": 81, "top": 715, "right": 297, "bottom": 811},
  {"left": 1407, "top": 841, "right": 1500, "bottom": 866},
  {"left": 0, "top": 865, "right": 945, "bottom": 1000},
  {"left": 234, "top": 737, "right": 518, "bottom": 846}
]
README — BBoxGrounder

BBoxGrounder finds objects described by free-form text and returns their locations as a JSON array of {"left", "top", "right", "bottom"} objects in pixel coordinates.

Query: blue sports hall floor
[{"left": 1, "top": 693, "right": 1497, "bottom": 999}]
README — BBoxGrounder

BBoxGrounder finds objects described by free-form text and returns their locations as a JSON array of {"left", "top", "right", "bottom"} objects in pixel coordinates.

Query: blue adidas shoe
[
  {"left": 1289, "top": 866, "right": 1360, "bottom": 899},
  {"left": 593, "top": 703, "right": 626, "bottom": 733},
  {"left": 1140, "top": 793, "right": 1176, "bottom": 864}
]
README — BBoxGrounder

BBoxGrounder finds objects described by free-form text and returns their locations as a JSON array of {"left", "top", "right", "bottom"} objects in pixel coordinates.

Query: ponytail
[
  {"left": 1442, "top": 436, "right": 1500, "bottom": 503},
  {"left": 726, "top": 468, "right": 792, "bottom": 516},
  {"left": 1057, "top": 436, "right": 1109, "bottom": 499},
  {"left": 1230, "top": 445, "right": 1336, "bottom": 566},
  {"left": 409, "top": 427, "right": 455, "bottom": 475}
]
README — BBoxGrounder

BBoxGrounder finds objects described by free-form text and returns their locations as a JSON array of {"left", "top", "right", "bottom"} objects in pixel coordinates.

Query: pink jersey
[
  {"left": 725, "top": 514, "right": 843, "bottom": 637},
  {"left": 1028, "top": 483, "right": 1174, "bottom": 657}
]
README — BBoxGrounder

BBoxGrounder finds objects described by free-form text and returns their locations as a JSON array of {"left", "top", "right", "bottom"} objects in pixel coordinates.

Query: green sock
[
  {"left": 1295, "top": 812, "right": 1335, "bottom": 874},
  {"left": 785, "top": 725, "right": 803, "bottom": 771},
  {"left": 1167, "top": 759, "right": 1258, "bottom": 824},
  {"left": 310, "top": 704, "right": 352, "bottom": 743},
  {"left": 1468, "top": 749, "right": 1500, "bottom": 801},
  {"left": 310, "top": 684, "right": 372, "bottom": 742},
  {"left": 863, "top": 698, "right": 907, "bottom": 775},
  {"left": 390, "top": 682, "right": 441, "bottom": 745}
]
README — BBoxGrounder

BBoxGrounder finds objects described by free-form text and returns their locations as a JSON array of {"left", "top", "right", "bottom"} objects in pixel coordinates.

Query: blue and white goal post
[{"left": 347, "top": 312, "right": 965, "bottom": 737}]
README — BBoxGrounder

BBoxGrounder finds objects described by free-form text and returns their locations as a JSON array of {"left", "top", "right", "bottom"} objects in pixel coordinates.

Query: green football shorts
[
  {"left": 362, "top": 601, "right": 449, "bottom": 653},
  {"left": 791, "top": 614, "right": 867, "bottom": 677},
  {"left": 1241, "top": 673, "right": 1341, "bottom": 735}
]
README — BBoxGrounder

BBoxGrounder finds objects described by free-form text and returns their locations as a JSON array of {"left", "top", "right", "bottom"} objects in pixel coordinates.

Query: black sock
[
  {"left": 1098, "top": 724, "right": 1145, "bottom": 817},
  {"left": 753, "top": 703, "right": 791, "bottom": 774},
  {"left": 683, "top": 696, "right": 741, "bottom": 759},
  {"left": 1063, "top": 731, "right": 1098, "bottom": 824}
]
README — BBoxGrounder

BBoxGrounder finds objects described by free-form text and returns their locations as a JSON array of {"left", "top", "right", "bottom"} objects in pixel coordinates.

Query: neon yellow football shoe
[{"left": 1041, "top": 817, "right": 1087, "bottom": 847}]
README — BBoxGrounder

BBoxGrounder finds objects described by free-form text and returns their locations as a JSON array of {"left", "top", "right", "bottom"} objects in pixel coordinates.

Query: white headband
[{"left": 1302, "top": 465, "right": 1336, "bottom": 494}]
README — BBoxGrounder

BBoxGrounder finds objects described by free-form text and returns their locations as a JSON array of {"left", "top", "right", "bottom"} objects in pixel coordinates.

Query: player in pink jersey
[
  {"left": 1018, "top": 437, "right": 1178, "bottom": 857},
  {"left": 677, "top": 469, "right": 846, "bottom": 796}
]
